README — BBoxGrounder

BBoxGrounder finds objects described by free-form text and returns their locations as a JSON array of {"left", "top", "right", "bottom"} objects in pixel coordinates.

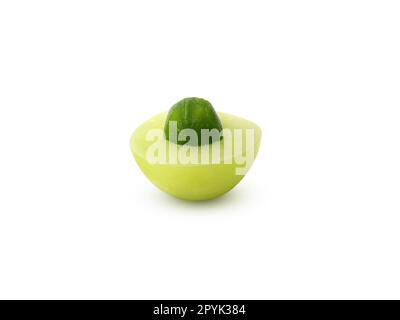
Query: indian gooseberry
[{"left": 130, "top": 97, "right": 261, "bottom": 201}]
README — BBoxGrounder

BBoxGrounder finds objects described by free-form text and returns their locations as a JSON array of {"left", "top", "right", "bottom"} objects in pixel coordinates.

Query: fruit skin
[
  {"left": 131, "top": 112, "right": 262, "bottom": 201},
  {"left": 164, "top": 97, "right": 223, "bottom": 146}
]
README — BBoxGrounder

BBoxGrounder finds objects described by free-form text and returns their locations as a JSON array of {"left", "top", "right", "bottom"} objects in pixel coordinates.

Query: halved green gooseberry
[{"left": 130, "top": 99, "right": 261, "bottom": 201}]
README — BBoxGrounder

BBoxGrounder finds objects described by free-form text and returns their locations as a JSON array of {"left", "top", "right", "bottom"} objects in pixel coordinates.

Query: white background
[{"left": 0, "top": 1, "right": 399, "bottom": 300}]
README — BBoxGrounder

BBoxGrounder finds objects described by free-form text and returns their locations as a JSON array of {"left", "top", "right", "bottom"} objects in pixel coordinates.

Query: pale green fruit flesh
[{"left": 130, "top": 112, "right": 261, "bottom": 201}]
